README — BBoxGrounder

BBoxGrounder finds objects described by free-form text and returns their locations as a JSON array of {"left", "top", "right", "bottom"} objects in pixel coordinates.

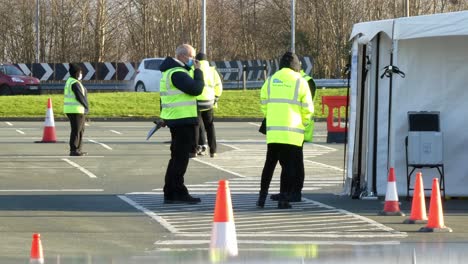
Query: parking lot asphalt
[{"left": 1, "top": 120, "right": 467, "bottom": 263}]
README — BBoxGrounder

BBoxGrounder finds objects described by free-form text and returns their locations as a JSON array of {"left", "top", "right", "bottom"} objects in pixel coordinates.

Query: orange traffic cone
[
  {"left": 379, "top": 167, "right": 405, "bottom": 216},
  {"left": 36, "top": 98, "right": 57, "bottom": 143},
  {"left": 210, "top": 180, "right": 238, "bottom": 261},
  {"left": 30, "top": 233, "right": 44, "bottom": 264},
  {"left": 403, "top": 172, "right": 428, "bottom": 224},
  {"left": 419, "top": 178, "right": 452, "bottom": 232}
]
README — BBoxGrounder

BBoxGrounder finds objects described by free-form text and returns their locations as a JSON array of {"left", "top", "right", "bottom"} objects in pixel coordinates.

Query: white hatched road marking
[
  {"left": 120, "top": 142, "right": 406, "bottom": 249},
  {"left": 16, "top": 129, "right": 25, "bottom": 135},
  {"left": 5, "top": 122, "right": 13, "bottom": 126}
]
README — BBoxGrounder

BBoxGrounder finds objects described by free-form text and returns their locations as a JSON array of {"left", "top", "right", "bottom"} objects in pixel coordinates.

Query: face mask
[
  {"left": 78, "top": 73, "right": 83, "bottom": 80},
  {"left": 186, "top": 58, "right": 194, "bottom": 67}
]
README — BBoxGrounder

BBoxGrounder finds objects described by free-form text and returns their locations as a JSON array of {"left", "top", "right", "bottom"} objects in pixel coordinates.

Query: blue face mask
[{"left": 186, "top": 58, "right": 194, "bottom": 67}]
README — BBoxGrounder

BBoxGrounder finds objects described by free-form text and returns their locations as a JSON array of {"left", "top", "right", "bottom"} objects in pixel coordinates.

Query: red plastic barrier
[{"left": 322, "top": 96, "right": 348, "bottom": 143}]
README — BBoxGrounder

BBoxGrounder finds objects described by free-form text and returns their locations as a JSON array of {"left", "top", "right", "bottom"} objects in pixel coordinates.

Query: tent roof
[{"left": 350, "top": 11, "right": 468, "bottom": 41}]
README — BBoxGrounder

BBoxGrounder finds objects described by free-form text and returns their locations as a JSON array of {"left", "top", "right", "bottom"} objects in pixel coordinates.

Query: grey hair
[{"left": 175, "top": 44, "right": 193, "bottom": 57}]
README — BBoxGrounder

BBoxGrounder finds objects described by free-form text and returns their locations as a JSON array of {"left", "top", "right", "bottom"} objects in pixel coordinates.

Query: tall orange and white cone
[
  {"left": 379, "top": 167, "right": 405, "bottom": 216},
  {"left": 403, "top": 172, "right": 428, "bottom": 224},
  {"left": 36, "top": 98, "right": 57, "bottom": 143},
  {"left": 30, "top": 233, "right": 44, "bottom": 264},
  {"left": 210, "top": 180, "right": 238, "bottom": 261},
  {"left": 419, "top": 178, "right": 452, "bottom": 232}
]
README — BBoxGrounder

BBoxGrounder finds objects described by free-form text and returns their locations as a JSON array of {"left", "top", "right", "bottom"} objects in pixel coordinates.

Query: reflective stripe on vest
[
  {"left": 159, "top": 67, "right": 197, "bottom": 120},
  {"left": 263, "top": 70, "right": 307, "bottom": 146},
  {"left": 261, "top": 78, "right": 307, "bottom": 107},
  {"left": 63, "top": 78, "right": 85, "bottom": 114}
]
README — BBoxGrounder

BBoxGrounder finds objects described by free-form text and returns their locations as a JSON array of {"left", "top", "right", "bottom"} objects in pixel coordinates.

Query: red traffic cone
[
  {"left": 380, "top": 167, "right": 405, "bottom": 216},
  {"left": 403, "top": 172, "right": 427, "bottom": 223},
  {"left": 403, "top": 172, "right": 427, "bottom": 224},
  {"left": 210, "top": 180, "right": 238, "bottom": 261},
  {"left": 36, "top": 98, "right": 57, "bottom": 143},
  {"left": 30, "top": 233, "right": 44, "bottom": 264},
  {"left": 419, "top": 178, "right": 452, "bottom": 232}
]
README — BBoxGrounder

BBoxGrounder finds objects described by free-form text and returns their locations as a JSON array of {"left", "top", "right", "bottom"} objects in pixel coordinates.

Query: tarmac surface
[{"left": 0, "top": 120, "right": 467, "bottom": 263}]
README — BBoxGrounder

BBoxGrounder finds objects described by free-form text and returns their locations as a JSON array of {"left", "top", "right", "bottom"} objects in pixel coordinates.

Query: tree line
[{"left": 0, "top": 0, "right": 465, "bottom": 78}]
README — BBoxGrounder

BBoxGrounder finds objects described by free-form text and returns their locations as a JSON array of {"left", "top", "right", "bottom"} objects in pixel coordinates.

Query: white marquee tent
[{"left": 345, "top": 11, "right": 468, "bottom": 198}]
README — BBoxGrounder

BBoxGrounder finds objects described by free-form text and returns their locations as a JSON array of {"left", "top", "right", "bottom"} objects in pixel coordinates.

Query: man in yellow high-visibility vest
[
  {"left": 159, "top": 44, "right": 204, "bottom": 204},
  {"left": 63, "top": 63, "right": 88, "bottom": 156},
  {"left": 257, "top": 52, "right": 314, "bottom": 209},
  {"left": 191, "top": 52, "right": 223, "bottom": 158}
]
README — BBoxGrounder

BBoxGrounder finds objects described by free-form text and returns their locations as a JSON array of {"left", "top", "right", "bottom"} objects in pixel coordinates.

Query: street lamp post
[
  {"left": 201, "top": 0, "right": 206, "bottom": 54},
  {"left": 35, "top": 0, "right": 40, "bottom": 63},
  {"left": 291, "top": 0, "right": 295, "bottom": 53}
]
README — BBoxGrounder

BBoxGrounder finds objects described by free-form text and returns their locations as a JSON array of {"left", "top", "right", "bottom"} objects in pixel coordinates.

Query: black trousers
[
  {"left": 66, "top": 113, "right": 85, "bottom": 152},
  {"left": 164, "top": 125, "right": 195, "bottom": 199},
  {"left": 195, "top": 108, "right": 217, "bottom": 154},
  {"left": 259, "top": 143, "right": 304, "bottom": 198}
]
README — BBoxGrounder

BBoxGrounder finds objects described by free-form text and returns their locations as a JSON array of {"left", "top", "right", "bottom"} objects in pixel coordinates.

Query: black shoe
[
  {"left": 278, "top": 200, "right": 292, "bottom": 209},
  {"left": 270, "top": 193, "right": 302, "bottom": 202},
  {"left": 164, "top": 194, "right": 201, "bottom": 204},
  {"left": 270, "top": 193, "right": 280, "bottom": 201},
  {"left": 70, "top": 151, "right": 83, "bottom": 156},
  {"left": 256, "top": 192, "right": 267, "bottom": 208}
]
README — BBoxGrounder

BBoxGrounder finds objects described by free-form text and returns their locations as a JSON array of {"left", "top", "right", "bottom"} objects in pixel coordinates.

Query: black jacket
[
  {"left": 159, "top": 57, "right": 204, "bottom": 127},
  {"left": 71, "top": 82, "right": 88, "bottom": 114}
]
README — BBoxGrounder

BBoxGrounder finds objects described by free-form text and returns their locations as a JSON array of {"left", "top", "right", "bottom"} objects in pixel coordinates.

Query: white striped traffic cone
[
  {"left": 379, "top": 167, "right": 405, "bottom": 216},
  {"left": 210, "top": 180, "right": 238, "bottom": 261},
  {"left": 36, "top": 98, "right": 57, "bottom": 143}
]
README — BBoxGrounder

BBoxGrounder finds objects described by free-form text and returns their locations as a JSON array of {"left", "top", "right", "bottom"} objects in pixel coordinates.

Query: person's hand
[{"left": 193, "top": 59, "right": 200, "bottom": 69}]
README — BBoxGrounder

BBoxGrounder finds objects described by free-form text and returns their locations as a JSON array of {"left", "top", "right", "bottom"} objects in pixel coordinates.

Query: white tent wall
[{"left": 385, "top": 36, "right": 468, "bottom": 196}]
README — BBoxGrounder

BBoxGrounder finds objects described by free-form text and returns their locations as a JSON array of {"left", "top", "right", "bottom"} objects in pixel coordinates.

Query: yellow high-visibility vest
[
  {"left": 260, "top": 68, "right": 314, "bottom": 146},
  {"left": 63, "top": 77, "right": 85, "bottom": 114},
  {"left": 159, "top": 67, "right": 197, "bottom": 120}
]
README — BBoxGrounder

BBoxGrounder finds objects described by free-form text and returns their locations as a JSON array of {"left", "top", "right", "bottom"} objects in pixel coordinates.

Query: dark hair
[
  {"left": 69, "top": 63, "right": 82, "bottom": 79},
  {"left": 196, "top": 52, "right": 207, "bottom": 61},
  {"left": 279, "top": 52, "right": 301, "bottom": 72}
]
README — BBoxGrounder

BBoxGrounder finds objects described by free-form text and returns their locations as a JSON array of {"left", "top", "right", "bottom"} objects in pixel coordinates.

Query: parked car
[
  {"left": 0, "top": 64, "right": 41, "bottom": 95},
  {"left": 133, "top": 58, "right": 164, "bottom": 92}
]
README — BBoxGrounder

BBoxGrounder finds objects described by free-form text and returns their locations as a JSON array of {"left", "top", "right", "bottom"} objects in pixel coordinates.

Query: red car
[{"left": 0, "top": 64, "right": 41, "bottom": 95}]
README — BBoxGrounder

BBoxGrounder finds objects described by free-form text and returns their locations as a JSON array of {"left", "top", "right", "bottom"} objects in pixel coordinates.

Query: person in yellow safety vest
[
  {"left": 159, "top": 44, "right": 204, "bottom": 205},
  {"left": 301, "top": 69, "right": 316, "bottom": 143},
  {"left": 63, "top": 63, "right": 88, "bottom": 156},
  {"left": 257, "top": 52, "right": 314, "bottom": 209},
  {"left": 190, "top": 52, "right": 223, "bottom": 158}
]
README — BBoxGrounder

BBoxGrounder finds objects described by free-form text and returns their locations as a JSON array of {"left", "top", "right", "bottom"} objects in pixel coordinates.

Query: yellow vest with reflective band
[
  {"left": 63, "top": 77, "right": 85, "bottom": 114},
  {"left": 196, "top": 61, "right": 216, "bottom": 108},
  {"left": 260, "top": 68, "right": 314, "bottom": 146},
  {"left": 159, "top": 67, "right": 198, "bottom": 120}
]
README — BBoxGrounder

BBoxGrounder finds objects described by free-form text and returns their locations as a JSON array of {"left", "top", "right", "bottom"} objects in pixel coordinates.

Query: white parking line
[
  {"left": 5, "top": 122, "right": 13, "bottom": 126},
  {"left": 248, "top": 122, "right": 260, "bottom": 127},
  {"left": 15, "top": 129, "right": 25, "bottom": 135},
  {"left": 88, "top": 139, "right": 113, "bottom": 150},
  {"left": 304, "top": 160, "right": 344, "bottom": 172},
  {"left": 62, "top": 158, "right": 98, "bottom": 178},
  {"left": 192, "top": 158, "right": 246, "bottom": 178},
  {"left": 110, "top": 130, "right": 122, "bottom": 135},
  {"left": 220, "top": 143, "right": 240, "bottom": 150}
]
